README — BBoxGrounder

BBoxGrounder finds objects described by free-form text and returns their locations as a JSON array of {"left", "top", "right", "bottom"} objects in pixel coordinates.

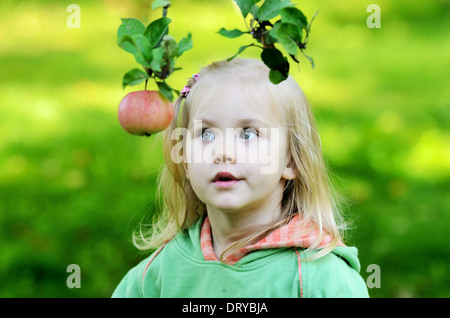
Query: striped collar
[{"left": 200, "top": 214, "right": 343, "bottom": 265}]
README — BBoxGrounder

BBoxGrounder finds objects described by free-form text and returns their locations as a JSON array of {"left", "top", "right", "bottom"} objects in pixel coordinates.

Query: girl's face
[{"left": 184, "top": 85, "right": 296, "bottom": 217}]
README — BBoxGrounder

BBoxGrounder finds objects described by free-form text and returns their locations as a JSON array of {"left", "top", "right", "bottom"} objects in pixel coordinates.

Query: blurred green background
[{"left": 0, "top": 0, "right": 449, "bottom": 297}]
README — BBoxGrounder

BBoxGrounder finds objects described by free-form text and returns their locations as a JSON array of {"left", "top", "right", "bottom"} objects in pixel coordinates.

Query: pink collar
[{"left": 200, "top": 214, "right": 343, "bottom": 265}]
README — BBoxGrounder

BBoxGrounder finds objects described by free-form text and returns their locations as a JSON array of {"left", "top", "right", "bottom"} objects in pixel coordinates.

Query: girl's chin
[{"left": 206, "top": 200, "right": 246, "bottom": 213}]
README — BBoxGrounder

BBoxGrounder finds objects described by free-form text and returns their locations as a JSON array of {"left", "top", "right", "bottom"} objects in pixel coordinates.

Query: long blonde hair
[{"left": 133, "top": 58, "right": 347, "bottom": 260}]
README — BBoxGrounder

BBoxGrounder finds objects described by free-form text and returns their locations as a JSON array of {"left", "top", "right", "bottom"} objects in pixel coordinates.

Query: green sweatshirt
[{"left": 112, "top": 216, "right": 369, "bottom": 298}]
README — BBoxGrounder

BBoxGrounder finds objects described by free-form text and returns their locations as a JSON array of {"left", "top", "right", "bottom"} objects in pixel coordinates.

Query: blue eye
[
  {"left": 201, "top": 128, "right": 215, "bottom": 141},
  {"left": 240, "top": 128, "right": 258, "bottom": 140}
]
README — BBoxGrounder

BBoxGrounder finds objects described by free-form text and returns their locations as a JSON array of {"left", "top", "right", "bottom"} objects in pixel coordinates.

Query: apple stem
[{"left": 145, "top": 79, "right": 148, "bottom": 91}]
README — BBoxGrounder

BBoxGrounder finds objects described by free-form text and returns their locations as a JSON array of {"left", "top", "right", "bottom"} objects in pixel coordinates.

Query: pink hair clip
[{"left": 180, "top": 74, "right": 199, "bottom": 97}]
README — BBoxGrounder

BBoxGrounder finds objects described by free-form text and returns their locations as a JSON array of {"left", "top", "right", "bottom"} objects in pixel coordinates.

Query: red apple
[{"left": 118, "top": 90, "right": 175, "bottom": 136}]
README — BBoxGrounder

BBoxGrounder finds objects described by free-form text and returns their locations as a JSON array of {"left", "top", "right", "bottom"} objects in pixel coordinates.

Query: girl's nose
[
  {"left": 214, "top": 152, "right": 236, "bottom": 164},
  {"left": 213, "top": 137, "right": 236, "bottom": 164}
]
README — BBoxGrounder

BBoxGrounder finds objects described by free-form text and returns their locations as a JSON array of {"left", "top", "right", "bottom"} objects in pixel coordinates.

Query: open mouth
[{"left": 213, "top": 172, "right": 241, "bottom": 188}]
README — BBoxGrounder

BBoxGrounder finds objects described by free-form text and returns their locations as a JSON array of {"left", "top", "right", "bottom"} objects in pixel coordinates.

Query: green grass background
[{"left": 0, "top": 0, "right": 448, "bottom": 297}]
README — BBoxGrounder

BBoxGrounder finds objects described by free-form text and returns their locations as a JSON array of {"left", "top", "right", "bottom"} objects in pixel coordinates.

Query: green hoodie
[{"left": 112, "top": 216, "right": 369, "bottom": 298}]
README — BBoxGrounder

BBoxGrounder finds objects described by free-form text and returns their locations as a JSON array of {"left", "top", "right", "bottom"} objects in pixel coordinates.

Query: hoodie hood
[{"left": 199, "top": 214, "right": 356, "bottom": 268}]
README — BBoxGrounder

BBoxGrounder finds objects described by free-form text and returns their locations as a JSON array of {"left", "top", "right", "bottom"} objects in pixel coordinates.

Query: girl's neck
[{"left": 206, "top": 199, "right": 283, "bottom": 260}]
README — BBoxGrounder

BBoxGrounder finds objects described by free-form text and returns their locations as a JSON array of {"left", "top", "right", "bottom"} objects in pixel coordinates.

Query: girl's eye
[
  {"left": 240, "top": 128, "right": 259, "bottom": 140},
  {"left": 201, "top": 128, "right": 215, "bottom": 141}
]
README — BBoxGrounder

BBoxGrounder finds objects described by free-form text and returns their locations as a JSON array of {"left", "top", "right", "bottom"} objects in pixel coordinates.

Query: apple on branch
[
  {"left": 116, "top": 1, "right": 192, "bottom": 136},
  {"left": 118, "top": 91, "right": 174, "bottom": 137}
]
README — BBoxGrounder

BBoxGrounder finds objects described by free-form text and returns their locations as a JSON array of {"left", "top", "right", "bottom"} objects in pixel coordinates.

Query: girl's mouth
[{"left": 213, "top": 172, "right": 241, "bottom": 188}]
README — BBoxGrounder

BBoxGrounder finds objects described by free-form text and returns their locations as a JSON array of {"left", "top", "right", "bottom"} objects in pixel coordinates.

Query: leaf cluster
[
  {"left": 218, "top": 0, "right": 318, "bottom": 84},
  {"left": 117, "top": 1, "right": 192, "bottom": 101}
]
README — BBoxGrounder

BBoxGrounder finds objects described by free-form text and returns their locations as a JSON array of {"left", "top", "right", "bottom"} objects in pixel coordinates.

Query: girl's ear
[{"left": 282, "top": 156, "right": 297, "bottom": 180}]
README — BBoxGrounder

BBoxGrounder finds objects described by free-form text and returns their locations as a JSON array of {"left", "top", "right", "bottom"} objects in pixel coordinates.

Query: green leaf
[
  {"left": 122, "top": 68, "right": 149, "bottom": 89},
  {"left": 257, "top": 0, "right": 293, "bottom": 21},
  {"left": 261, "top": 48, "right": 289, "bottom": 73},
  {"left": 276, "top": 22, "right": 302, "bottom": 55},
  {"left": 117, "top": 18, "right": 146, "bottom": 54},
  {"left": 234, "top": 0, "right": 259, "bottom": 18},
  {"left": 267, "top": 20, "right": 281, "bottom": 41},
  {"left": 306, "top": 10, "right": 319, "bottom": 35},
  {"left": 157, "top": 81, "right": 174, "bottom": 101},
  {"left": 151, "top": 0, "right": 170, "bottom": 10},
  {"left": 280, "top": 7, "right": 307, "bottom": 28},
  {"left": 261, "top": 48, "right": 289, "bottom": 84},
  {"left": 268, "top": 69, "right": 287, "bottom": 84},
  {"left": 177, "top": 32, "right": 193, "bottom": 57},
  {"left": 263, "top": 32, "right": 278, "bottom": 47},
  {"left": 144, "top": 17, "right": 172, "bottom": 48},
  {"left": 217, "top": 28, "right": 248, "bottom": 38},
  {"left": 118, "top": 18, "right": 145, "bottom": 37},
  {"left": 226, "top": 43, "right": 257, "bottom": 62},
  {"left": 301, "top": 50, "right": 315, "bottom": 68},
  {"left": 119, "top": 34, "right": 153, "bottom": 67},
  {"left": 149, "top": 47, "right": 164, "bottom": 72}
]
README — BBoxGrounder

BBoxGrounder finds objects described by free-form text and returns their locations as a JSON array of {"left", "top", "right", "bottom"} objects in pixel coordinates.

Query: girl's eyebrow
[{"left": 189, "top": 118, "right": 268, "bottom": 129}]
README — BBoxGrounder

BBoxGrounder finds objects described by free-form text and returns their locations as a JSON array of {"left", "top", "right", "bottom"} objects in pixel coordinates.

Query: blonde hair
[{"left": 133, "top": 58, "right": 347, "bottom": 260}]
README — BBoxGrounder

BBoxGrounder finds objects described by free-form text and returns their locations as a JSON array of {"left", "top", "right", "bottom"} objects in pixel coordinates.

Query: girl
[{"left": 112, "top": 58, "right": 369, "bottom": 298}]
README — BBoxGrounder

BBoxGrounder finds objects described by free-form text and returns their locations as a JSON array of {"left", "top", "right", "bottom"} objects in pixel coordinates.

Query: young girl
[{"left": 112, "top": 58, "right": 369, "bottom": 298}]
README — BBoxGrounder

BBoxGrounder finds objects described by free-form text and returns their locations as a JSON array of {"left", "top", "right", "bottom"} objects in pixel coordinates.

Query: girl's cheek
[
  {"left": 201, "top": 140, "right": 217, "bottom": 164},
  {"left": 190, "top": 138, "right": 213, "bottom": 164},
  {"left": 256, "top": 140, "right": 273, "bottom": 166}
]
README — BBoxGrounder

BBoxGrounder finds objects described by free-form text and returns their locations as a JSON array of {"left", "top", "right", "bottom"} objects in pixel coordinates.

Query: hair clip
[
  {"left": 180, "top": 74, "right": 200, "bottom": 98},
  {"left": 177, "top": 74, "right": 199, "bottom": 128}
]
